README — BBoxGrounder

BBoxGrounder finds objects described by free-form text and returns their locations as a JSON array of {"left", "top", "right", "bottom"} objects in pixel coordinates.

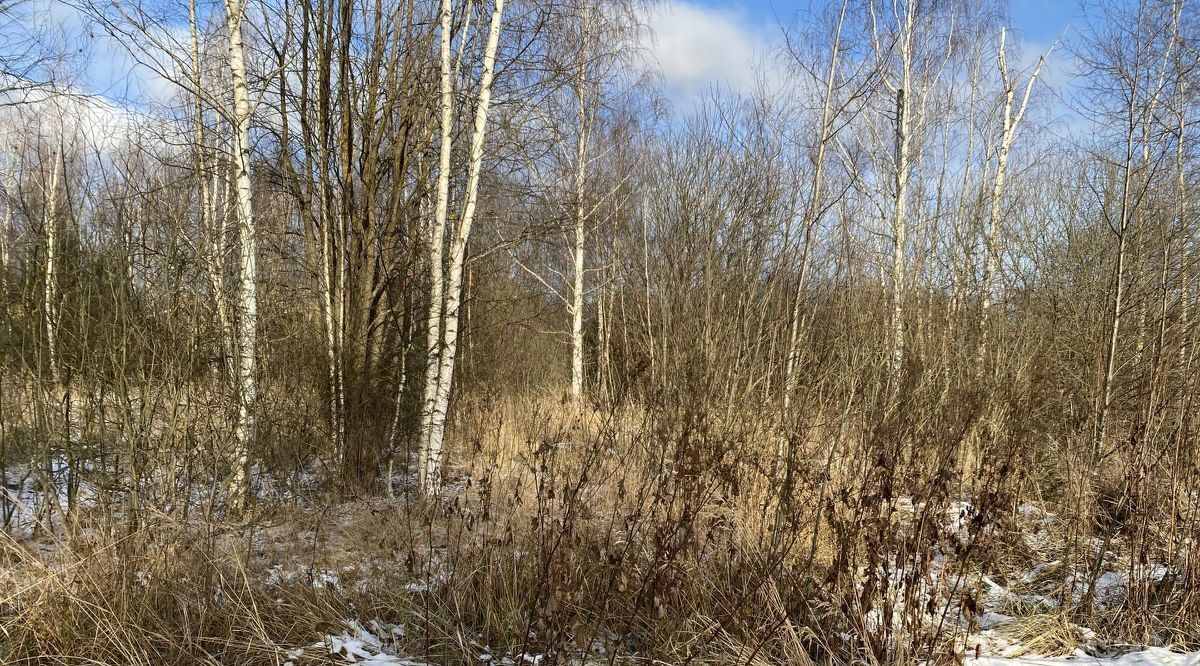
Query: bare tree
[
  {"left": 223, "top": 0, "right": 257, "bottom": 509},
  {"left": 79, "top": 0, "right": 263, "bottom": 508},
  {"left": 1079, "top": 0, "right": 1181, "bottom": 462},
  {"left": 975, "top": 29, "right": 1049, "bottom": 375},
  {"left": 419, "top": 0, "right": 506, "bottom": 494}
]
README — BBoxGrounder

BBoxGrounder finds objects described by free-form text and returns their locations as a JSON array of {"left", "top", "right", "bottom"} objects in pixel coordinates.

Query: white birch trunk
[
  {"left": 889, "top": 84, "right": 912, "bottom": 384},
  {"left": 569, "top": 3, "right": 593, "bottom": 406},
  {"left": 320, "top": 206, "right": 345, "bottom": 461},
  {"left": 418, "top": 0, "right": 456, "bottom": 493},
  {"left": 977, "top": 30, "right": 1046, "bottom": 375},
  {"left": 225, "top": 0, "right": 258, "bottom": 510},
  {"left": 1, "top": 205, "right": 9, "bottom": 314},
  {"left": 1180, "top": 82, "right": 1190, "bottom": 369},
  {"left": 1, "top": 155, "right": 12, "bottom": 331},
  {"left": 597, "top": 260, "right": 610, "bottom": 403},
  {"left": 420, "top": 0, "right": 506, "bottom": 494},
  {"left": 41, "top": 149, "right": 66, "bottom": 527},
  {"left": 43, "top": 151, "right": 62, "bottom": 389},
  {"left": 571, "top": 214, "right": 585, "bottom": 403},
  {"left": 782, "top": 0, "right": 846, "bottom": 420},
  {"left": 192, "top": 0, "right": 236, "bottom": 392}
]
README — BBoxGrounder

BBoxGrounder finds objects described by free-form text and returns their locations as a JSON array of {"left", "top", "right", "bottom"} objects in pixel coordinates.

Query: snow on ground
[
  {"left": 4, "top": 474, "right": 1196, "bottom": 666},
  {"left": 282, "top": 619, "right": 429, "bottom": 665},
  {"left": 2, "top": 455, "right": 97, "bottom": 537},
  {"left": 884, "top": 500, "right": 1200, "bottom": 666},
  {"left": 288, "top": 496, "right": 1200, "bottom": 666},
  {"left": 968, "top": 647, "right": 1200, "bottom": 665},
  {"left": 291, "top": 619, "right": 549, "bottom": 665}
]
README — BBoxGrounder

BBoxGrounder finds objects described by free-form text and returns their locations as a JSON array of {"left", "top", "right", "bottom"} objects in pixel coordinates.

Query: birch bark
[
  {"left": 976, "top": 30, "right": 1047, "bottom": 375},
  {"left": 418, "top": 0, "right": 455, "bottom": 493},
  {"left": 43, "top": 151, "right": 62, "bottom": 390},
  {"left": 420, "top": 0, "right": 506, "bottom": 493},
  {"left": 225, "top": 0, "right": 258, "bottom": 510},
  {"left": 569, "top": 2, "right": 594, "bottom": 406},
  {"left": 888, "top": 11, "right": 914, "bottom": 386}
]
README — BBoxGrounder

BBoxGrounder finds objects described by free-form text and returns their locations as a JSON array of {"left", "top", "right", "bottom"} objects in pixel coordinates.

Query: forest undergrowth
[{"left": 2, "top": 386, "right": 1198, "bottom": 665}]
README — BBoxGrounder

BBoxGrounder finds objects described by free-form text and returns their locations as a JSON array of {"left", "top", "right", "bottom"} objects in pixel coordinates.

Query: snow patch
[{"left": 968, "top": 647, "right": 1200, "bottom": 665}]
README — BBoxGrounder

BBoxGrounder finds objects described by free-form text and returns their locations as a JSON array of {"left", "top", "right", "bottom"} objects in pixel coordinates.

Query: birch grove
[{"left": 3, "top": 1, "right": 1200, "bottom": 662}]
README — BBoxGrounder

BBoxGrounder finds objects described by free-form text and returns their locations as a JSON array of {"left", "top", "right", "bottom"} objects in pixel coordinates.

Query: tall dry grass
[{"left": 2, "top": 384, "right": 1199, "bottom": 665}]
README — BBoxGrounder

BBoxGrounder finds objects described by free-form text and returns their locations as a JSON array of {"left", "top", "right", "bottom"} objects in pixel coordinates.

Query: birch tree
[
  {"left": 1079, "top": 0, "right": 1181, "bottom": 461},
  {"left": 190, "top": 0, "right": 235, "bottom": 392},
  {"left": 82, "top": 0, "right": 263, "bottom": 508},
  {"left": 781, "top": 0, "right": 851, "bottom": 421},
  {"left": 568, "top": 1, "right": 594, "bottom": 406},
  {"left": 886, "top": 4, "right": 916, "bottom": 385},
  {"left": 41, "top": 147, "right": 62, "bottom": 395},
  {"left": 975, "top": 29, "right": 1048, "bottom": 375},
  {"left": 859, "top": 0, "right": 961, "bottom": 388},
  {"left": 419, "top": 0, "right": 506, "bottom": 494},
  {"left": 223, "top": 0, "right": 257, "bottom": 509},
  {"left": 495, "top": 0, "right": 644, "bottom": 407}
]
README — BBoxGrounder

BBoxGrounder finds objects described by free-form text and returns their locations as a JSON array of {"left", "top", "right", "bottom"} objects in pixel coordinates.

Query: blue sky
[
  {"left": 684, "top": 0, "right": 1078, "bottom": 43},
  {"left": 644, "top": 0, "right": 1084, "bottom": 114},
  {"left": 1009, "top": 0, "right": 1079, "bottom": 44},
  {"left": 25, "top": 0, "right": 1086, "bottom": 116}
]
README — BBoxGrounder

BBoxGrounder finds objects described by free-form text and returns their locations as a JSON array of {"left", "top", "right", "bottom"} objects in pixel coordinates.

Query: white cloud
[
  {"left": 19, "top": 0, "right": 183, "bottom": 109},
  {"left": 643, "top": 2, "right": 779, "bottom": 110},
  {"left": 0, "top": 84, "right": 176, "bottom": 160}
]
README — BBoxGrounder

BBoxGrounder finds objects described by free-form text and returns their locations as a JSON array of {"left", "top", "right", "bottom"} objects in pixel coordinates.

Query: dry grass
[
  {"left": 998, "top": 612, "right": 1088, "bottom": 658},
  {"left": 0, "top": 393, "right": 1198, "bottom": 666},
  {"left": 0, "top": 518, "right": 367, "bottom": 665}
]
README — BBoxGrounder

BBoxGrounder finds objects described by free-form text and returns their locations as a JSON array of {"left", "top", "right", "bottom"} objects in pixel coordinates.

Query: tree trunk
[
  {"left": 782, "top": 0, "right": 846, "bottom": 420},
  {"left": 890, "top": 82, "right": 910, "bottom": 386},
  {"left": 977, "top": 30, "right": 1046, "bottom": 376},
  {"left": 43, "top": 151, "right": 62, "bottom": 389},
  {"left": 420, "top": 0, "right": 506, "bottom": 494},
  {"left": 569, "top": 3, "right": 593, "bottom": 406},
  {"left": 418, "top": 0, "right": 456, "bottom": 494},
  {"left": 225, "top": 0, "right": 258, "bottom": 511}
]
